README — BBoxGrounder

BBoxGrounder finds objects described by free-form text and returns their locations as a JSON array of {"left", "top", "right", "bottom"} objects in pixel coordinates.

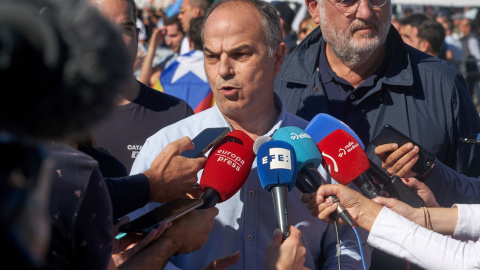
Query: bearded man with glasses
[{"left": 275, "top": 0, "right": 480, "bottom": 269}]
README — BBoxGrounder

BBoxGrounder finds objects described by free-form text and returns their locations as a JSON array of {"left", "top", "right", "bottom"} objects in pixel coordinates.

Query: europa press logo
[
  {"left": 290, "top": 132, "right": 311, "bottom": 140},
  {"left": 213, "top": 149, "right": 245, "bottom": 172}
]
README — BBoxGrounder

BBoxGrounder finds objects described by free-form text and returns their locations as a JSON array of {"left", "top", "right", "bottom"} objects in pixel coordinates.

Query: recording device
[
  {"left": 459, "top": 133, "right": 480, "bottom": 145},
  {"left": 198, "top": 130, "right": 255, "bottom": 209},
  {"left": 271, "top": 127, "right": 354, "bottom": 227},
  {"left": 119, "top": 198, "right": 204, "bottom": 234},
  {"left": 306, "top": 114, "right": 424, "bottom": 207},
  {"left": 256, "top": 140, "right": 297, "bottom": 239},
  {"left": 181, "top": 127, "right": 230, "bottom": 158},
  {"left": 318, "top": 129, "right": 381, "bottom": 199},
  {"left": 371, "top": 124, "right": 436, "bottom": 175}
]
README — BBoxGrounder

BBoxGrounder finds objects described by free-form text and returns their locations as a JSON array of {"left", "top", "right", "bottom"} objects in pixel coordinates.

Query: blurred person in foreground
[
  {"left": 131, "top": 0, "right": 370, "bottom": 268},
  {"left": 301, "top": 178, "right": 480, "bottom": 270},
  {"left": 0, "top": 0, "right": 218, "bottom": 269}
]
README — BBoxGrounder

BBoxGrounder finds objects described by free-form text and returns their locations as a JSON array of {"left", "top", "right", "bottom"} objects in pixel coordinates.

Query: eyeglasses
[
  {"left": 327, "top": 0, "right": 388, "bottom": 14},
  {"left": 179, "top": 7, "right": 190, "bottom": 14}
]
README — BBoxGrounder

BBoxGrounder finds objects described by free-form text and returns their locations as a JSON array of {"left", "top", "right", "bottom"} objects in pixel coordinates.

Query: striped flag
[{"left": 153, "top": 50, "right": 214, "bottom": 113}]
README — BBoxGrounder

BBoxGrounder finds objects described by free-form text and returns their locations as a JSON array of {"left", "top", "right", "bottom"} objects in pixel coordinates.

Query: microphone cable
[
  {"left": 333, "top": 220, "right": 341, "bottom": 270},
  {"left": 352, "top": 225, "right": 367, "bottom": 270}
]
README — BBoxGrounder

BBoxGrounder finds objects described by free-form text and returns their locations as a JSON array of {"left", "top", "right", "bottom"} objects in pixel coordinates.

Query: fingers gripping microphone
[
  {"left": 272, "top": 126, "right": 354, "bottom": 227},
  {"left": 318, "top": 129, "right": 381, "bottom": 199},
  {"left": 256, "top": 140, "right": 297, "bottom": 239},
  {"left": 199, "top": 130, "right": 255, "bottom": 209}
]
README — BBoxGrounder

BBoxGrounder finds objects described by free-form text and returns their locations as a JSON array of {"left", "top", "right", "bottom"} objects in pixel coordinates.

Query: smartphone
[
  {"left": 181, "top": 127, "right": 230, "bottom": 158},
  {"left": 119, "top": 198, "right": 204, "bottom": 235},
  {"left": 459, "top": 133, "right": 480, "bottom": 145},
  {"left": 371, "top": 124, "right": 436, "bottom": 175}
]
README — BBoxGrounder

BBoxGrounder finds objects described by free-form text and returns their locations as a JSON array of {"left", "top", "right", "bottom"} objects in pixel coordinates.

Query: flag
[{"left": 155, "top": 50, "right": 214, "bottom": 113}]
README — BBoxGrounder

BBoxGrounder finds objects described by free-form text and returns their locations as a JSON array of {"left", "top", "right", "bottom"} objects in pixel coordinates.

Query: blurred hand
[
  {"left": 133, "top": 51, "right": 145, "bottom": 71},
  {"left": 374, "top": 143, "right": 419, "bottom": 178},
  {"left": 301, "top": 184, "right": 382, "bottom": 231},
  {"left": 149, "top": 27, "right": 166, "bottom": 48},
  {"left": 201, "top": 251, "right": 241, "bottom": 270},
  {"left": 144, "top": 136, "right": 207, "bottom": 203},
  {"left": 265, "top": 227, "right": 308, "bottom": 270},
  {"left": 162, "top": 207, "right": 219, "bottom": 254},
  {"left": 402, "top": 178, "right": 440, "bottom": 207},
  {"left": 111, "top": 217, "right": 171, "bottom": 267}
]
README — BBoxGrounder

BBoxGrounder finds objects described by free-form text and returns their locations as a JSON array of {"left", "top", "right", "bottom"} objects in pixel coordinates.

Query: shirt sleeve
[
  {"left": 105, "top": 173, "right": 150, "bottom": 220},
  {"left": 453, "top": 204, "right": 480, "bottom": 241},
  {"left": 368, "top": 207, "right": 480, "bottom": 269},
  {"left": 424, "top": 161, "right": 480, "bottom": 207}
]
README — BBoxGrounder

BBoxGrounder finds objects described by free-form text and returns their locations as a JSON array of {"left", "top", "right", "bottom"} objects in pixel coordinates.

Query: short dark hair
[
  {"left": 189, "top": 16, "right": 204, "bottom": 50},
  {"left": 399, "top": 14, "right": 429, "bottom": 28},
  {"left": 417, "top": 20, "right": 446, "bottom": 55},
  {"left": 0, "top": 0, "right": 130, "bottom": 139},
  {"left": 164, "top": 14, "right": 184, "bottom": 34},
  {"left": 190, "top": 0, "right": 214, "bottom": 13}
]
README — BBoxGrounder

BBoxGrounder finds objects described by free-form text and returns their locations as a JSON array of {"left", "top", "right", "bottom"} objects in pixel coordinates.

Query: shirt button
[
  {"left": 313, "top": 87, "right": 319, "bottom": 92},
  {"left": 247, "top": 235, "right": 253, "bottom": 240},
  {"left": 249, "top": 190, "right": 254, "bottom": 196},
  {"left": 350, "top": 94, "right": 355, "bottom": 100}
]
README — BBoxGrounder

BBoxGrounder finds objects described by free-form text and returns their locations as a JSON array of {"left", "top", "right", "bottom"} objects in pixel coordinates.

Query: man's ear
[
  {"left": 306, "top": 0, "right": 320, "bottom": 24},
  {"left": 193, "top": 7, "right": 202, "bottom": 17},
  {"left": 419, "top": 40, "right": 430, "bottom": 54},
  {"left": 273, "top": 42, "right": 287, "bottom": 76}
]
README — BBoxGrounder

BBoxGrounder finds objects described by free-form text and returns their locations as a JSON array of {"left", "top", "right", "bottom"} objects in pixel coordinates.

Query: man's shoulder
[
  {"left": 407, "top": 46, "right": 461, "bottom": 79},
  {"left": 283, "top": 111, "right": 309, "bottom": 129},
  {"left": 140, "top": 83, "right": 194, "bottom": 113}
]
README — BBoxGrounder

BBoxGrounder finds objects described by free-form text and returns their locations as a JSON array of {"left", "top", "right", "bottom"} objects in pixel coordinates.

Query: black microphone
[{"left": 367, "top": 159, "right": 424, "bottom": 208}]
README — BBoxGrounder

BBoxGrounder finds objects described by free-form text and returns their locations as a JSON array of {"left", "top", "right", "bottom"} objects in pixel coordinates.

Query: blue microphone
[
  {"left": 256, "top": 140, "right": 297, "bottom": 240},
  {"left": 272, "top": 126, "right": 354, "bottom": 227},
  {"left": 305, "top": 113, "right": 365, "bottom": 149}
]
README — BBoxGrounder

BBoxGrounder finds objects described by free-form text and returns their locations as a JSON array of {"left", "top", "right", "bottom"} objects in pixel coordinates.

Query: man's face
[
  {"left": 310, "top": 0, "right": 391, "bottom": 67},
  {"left": 399, "top": 24, "right": 421, "bottom": 49},
  {"left": 165, "top": 24, "right": 184, "bottom": 54},
  {"left": 203, "top": 3, "right": 285, "bottom": 117},
  {"left": 94, "top": 0, "right": 138, "bottom": 69},
  {"left": 178, "top": 0, "right": 195, "bottom": 32}
]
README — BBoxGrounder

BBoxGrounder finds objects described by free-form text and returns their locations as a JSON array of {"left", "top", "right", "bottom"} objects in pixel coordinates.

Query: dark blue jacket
[{"left": 275, "top": 26, "right": 480, "bottom": 179}]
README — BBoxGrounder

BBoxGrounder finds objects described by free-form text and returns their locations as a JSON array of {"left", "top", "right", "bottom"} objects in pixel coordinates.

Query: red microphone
[
  {"left": 317, "top": 129, "right": 380, "bottom": 199},
  {"left": 199, "top": 130, "right": 255, "bottom": 208}
]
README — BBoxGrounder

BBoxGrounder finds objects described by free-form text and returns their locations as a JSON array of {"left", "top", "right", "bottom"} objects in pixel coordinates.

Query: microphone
[
  {"left": 198, "top": 130, "right": 255, "bottom": 209},
  {"left": 256, "top": 140, "right": 296, "bottom": 239},
  {"left": 272, "top": 126, "right": 354, "bottom": 227},
  {"left": 317, "top": 129, "right": 381, "bottom": 199},
  {"left": 306, "top": 114, "right": 424, "bottom": 207},
  {"left": 305, "top": 113, "right": 365, "bottom": 149}
]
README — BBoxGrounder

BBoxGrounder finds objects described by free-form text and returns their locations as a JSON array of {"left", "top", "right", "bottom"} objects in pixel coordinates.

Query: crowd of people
[{"left": 2, "top": 0, "right": 480, "bottom": 269}]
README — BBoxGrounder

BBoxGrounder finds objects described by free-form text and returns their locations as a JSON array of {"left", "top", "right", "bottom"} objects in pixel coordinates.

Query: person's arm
[
  {"left": 139, "top": 27, "right": 166, "bottom": 86},
  {"left": 118, "top": 207, "right": 219, "bottom": 270},
  {"left": 265, "top": 227, "right": 307, "bottom": 270}
]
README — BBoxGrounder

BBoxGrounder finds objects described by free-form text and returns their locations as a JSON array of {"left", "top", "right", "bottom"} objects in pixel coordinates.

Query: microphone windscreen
[
  {"left": 272, "top": 126, "right": 322, "bottom": 170},
  {"left": 317, "top": 129, "right": 370, "bottom": 185},
  {"left": 209, "top": 129, "right": 254, "bottom": 157},
  {"left": 256, "top": 140, "right": 297, "bottom": 191},
  {"left": 253, "top": 136, "right": 273, "bottom": 155},
  {"left": 305, "top": 113, "right": 365, "bottom": 150},
  {"left": 200, "top": 141, "right": 254, "bottom": 202}
]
